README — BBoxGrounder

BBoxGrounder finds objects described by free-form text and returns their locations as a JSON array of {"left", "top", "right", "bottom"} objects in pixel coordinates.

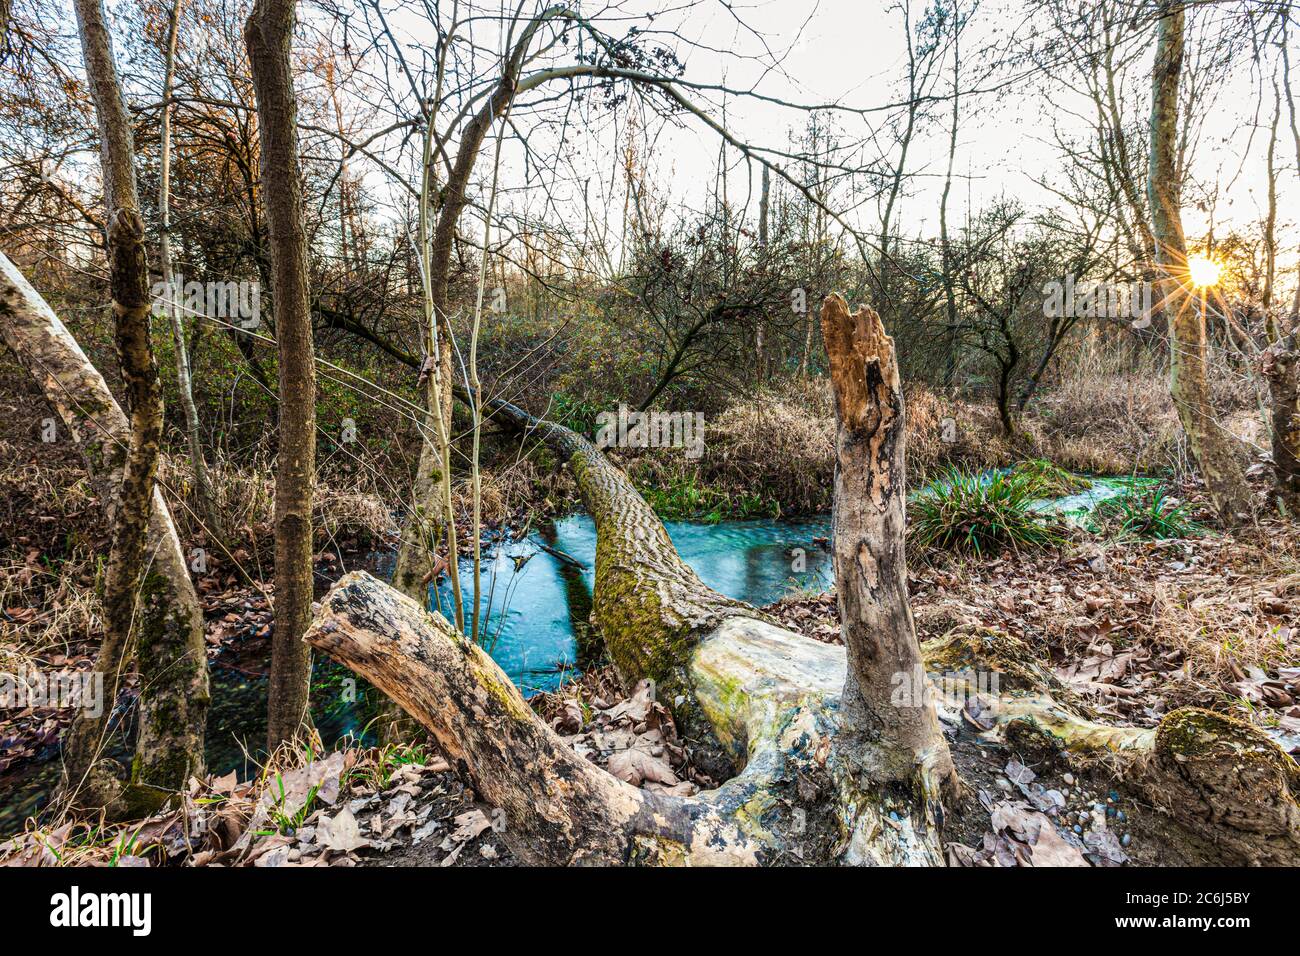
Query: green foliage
[
  {"left": 909, "top": 467, "right": 1066, "bottom": 556},
  {"left": 264, "top": 773, "right": 321, "bottom": 834},
  {"left": 1088, "top": 486, "right": 1199, "bottom": 540},
  {"left": 549, "top": 392, "right": 603, "bottom": 437},
  {"left": 637, "top": 473, "right": 778, "bottom": 523},
  {"left": 1007, "top": 458, "right": 1091, "bottom": 498}
]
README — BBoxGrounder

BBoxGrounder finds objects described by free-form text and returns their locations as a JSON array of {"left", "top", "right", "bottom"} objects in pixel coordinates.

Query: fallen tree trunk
[{"left": 306, "top": 295, "right": 1300, "bottom": 866}]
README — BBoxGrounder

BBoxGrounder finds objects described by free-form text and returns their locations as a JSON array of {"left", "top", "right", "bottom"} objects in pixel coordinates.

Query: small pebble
[
  {"left": 1121, "top": 833, "right": 1132, "bottom": 847},
  {"left": 1062, "top": 773, "right": 1075, "bottom": 785}
]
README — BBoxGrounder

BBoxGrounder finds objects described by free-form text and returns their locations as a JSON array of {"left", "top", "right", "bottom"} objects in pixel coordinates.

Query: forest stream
[{"left": 0, "top": 475, "right": 1144, "bottom": 833}]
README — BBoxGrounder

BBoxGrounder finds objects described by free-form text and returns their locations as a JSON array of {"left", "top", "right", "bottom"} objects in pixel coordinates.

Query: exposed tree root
[{"left": 925, "top": 627, "right": 1300, "bottom": 865}]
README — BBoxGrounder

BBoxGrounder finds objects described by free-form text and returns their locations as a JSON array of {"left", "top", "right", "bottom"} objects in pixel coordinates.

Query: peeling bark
[{"left": 821, "top": 294, "right": 958, "bottom": 804}]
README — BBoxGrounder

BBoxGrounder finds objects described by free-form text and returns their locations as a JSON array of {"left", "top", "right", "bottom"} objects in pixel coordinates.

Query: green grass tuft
[
  {"left": 637, "top": 473, "right": 778, "bottom": 522},
  {"left": 909, "top": 467, "right": 1067, "bottom": 556},
  {"left": 1088, "top": 486, "right": 1199, "bottom": 539}
]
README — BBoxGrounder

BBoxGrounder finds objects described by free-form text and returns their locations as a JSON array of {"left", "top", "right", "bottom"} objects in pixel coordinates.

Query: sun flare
[{"left": 1186, "top": 255, "right": 1222, "bottom": 288}]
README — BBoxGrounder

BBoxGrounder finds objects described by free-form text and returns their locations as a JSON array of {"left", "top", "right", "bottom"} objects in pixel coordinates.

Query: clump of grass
[
  {"left": 172, "top": 452, "right": 396, "bottom": 554},
  {"left": 909, "top": 467, "right": 1066, "bottom": 556},
  {"left": 1089, "top": 486, "right": 1198, "bottom": 540},
  {"left": 1007, "top": 458, "right": 1091, "bottom": 498},
  {"left": 637, "top": 473, "right": 776, "bottom": 522},
  {"left": 345, "top": 741, "right": 430, "bottom": 792}
]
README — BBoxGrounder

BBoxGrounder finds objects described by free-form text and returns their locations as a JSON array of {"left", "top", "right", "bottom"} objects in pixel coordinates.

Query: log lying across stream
[{"left": 306, "top": 296, "right": 1300, "bottom": 866}]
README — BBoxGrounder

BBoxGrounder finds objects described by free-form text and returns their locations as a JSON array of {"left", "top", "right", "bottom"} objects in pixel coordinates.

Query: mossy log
[
  {"left": 308, "top": 571, "right": 945, "bottom": 864},
  {"left": 305, "top": 295, "right": 1299, "bottom": 866}
]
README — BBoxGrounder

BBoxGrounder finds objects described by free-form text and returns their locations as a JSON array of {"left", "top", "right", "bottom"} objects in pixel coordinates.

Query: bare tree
[
  {"left": 246, "top": 0, "right": 316, "bottom": 748},
  {"left": 157, "top": 0, "right": 224, "bottom": 545},
  {"left": 1147, "top": 0, "right": 1251, "bottom": 522},
  {"left": 0, "top": 0, "right": 209, "bottom": 815}
]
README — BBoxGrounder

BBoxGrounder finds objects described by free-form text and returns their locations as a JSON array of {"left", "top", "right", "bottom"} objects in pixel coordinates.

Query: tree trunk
[
  {"left": 1262, "top": 328, "right": 1300, "bottom": 514},
  {"left": 389, "top": 6, "right": 586, "bottom": 630},
  {"left": 755, "top": 165, "right": 768, "bottom": 384},
  {"left": 1147, "top": 0, "right": 1252, "bottom": 522},
  {"left": 56, "top": 0, "right": 207, "bottom": 815},
  {"left": 389, "top": 51, "right": 519, "bottom": 628},
  {"left": 939, "top": 27, "right": 960, "bottom": 390},
  {"left": 0, "top": 254, "right": 209, "bottom": 819},
  {"left": 821, "top": 294, "right": 959, "bottom": 803},
  {"left": 245, "top": 0, "right": 315, "bottom": 749}
]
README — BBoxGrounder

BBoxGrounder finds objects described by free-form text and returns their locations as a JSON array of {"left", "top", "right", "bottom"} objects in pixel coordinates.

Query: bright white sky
[
  {"left": 420, "top": 0, "right": 1295, "bottom": 265},
  {"left": 267, "top": 0, "right": 1296, "bottom": 279}
]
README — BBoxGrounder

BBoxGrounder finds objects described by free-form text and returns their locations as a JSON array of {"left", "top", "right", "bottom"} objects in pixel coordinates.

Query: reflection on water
[{"left": 424, "top": 514, "right": 835, "bottom": 695}]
